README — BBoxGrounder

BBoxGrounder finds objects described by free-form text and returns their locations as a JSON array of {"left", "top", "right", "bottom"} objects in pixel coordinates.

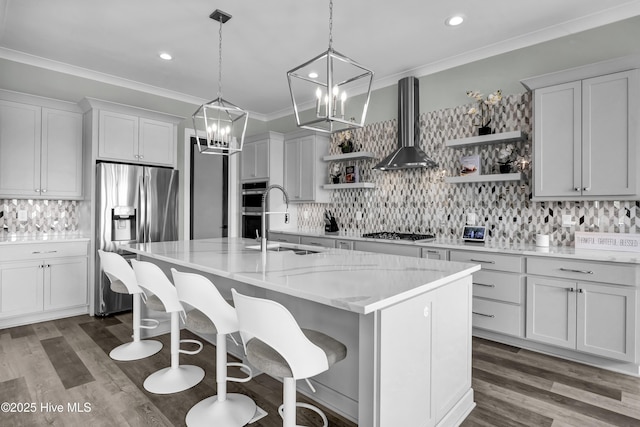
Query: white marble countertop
[
  {"left": 124, "top": 238, "right": 480, "bottom": 315},
  {"left": 0, "top": 233, "right": 90, "bottom": 245},
  {"left": 271, "top": 230, "right": 640, "bottom": 264}
]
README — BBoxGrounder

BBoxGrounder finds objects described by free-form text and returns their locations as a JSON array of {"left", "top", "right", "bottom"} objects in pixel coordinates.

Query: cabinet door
[
  {"left": 421, "top": 248, "right": 448, "bottom": 260},
  {"left": 284, "top": 139, "right": 302, "bottom": 200},
  {"left": 582, "top": 70, "right": 638, "bottom": 197},
  {"left": 533, "top": 82, "right": 581, "bottom": 198},
  {"left": 240, "top": 143, "right": 257, "bottom": 180},
  {"left": 526, "top": 277, "right": 576, "bottom": 349},
  {"left": 254, "top": 139, "right": 270, "bottom": 179},
  {"left": 576, "top": 283, "right": 636, "bottom": 362},
  {"left": 298, "top": 136, "right": 316, "bottom": 201},
  {"left": 98, "top": 110, "right": 139, "bottom": 161},
  {"left": 44, "top": 257, "right": 88, "bottom": 310},
  {"left": 0, "top": 100, "right": 42, "bottom": 197},
  {"left": 138, "top": 118, "right": 174, "bottom": 166},
  {"left": 0, "top": 261, "right": 44, "bottom": 318},
  {"left": 41, "top": 108, "right": 83, "bottom": 198}
]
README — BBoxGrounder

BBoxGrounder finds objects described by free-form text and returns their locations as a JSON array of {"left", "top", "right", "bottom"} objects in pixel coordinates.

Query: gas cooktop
[{"left": 361, "top": 232, "right": 435, "bottom": 242}]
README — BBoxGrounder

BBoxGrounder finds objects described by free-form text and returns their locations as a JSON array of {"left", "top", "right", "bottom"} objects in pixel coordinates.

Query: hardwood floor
[{"left": 1, "top": 314, "right": 639, "bottom": 426}]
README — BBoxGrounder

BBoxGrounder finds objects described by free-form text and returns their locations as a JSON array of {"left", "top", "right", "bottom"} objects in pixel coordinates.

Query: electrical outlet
[{"left": 17, "top": 209, "right": 28, "bottom": 222}]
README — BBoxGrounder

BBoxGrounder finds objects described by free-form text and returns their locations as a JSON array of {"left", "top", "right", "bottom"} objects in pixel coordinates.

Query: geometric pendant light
[
  {"left": 192, "top": 10, "right": 248, "bottom": 155},
  {"left": 286, "top": 0, "right": 374, "bottom": 134}
]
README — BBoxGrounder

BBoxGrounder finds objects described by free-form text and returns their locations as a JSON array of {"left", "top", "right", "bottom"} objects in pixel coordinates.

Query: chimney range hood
[{"left": 373, "top": 76, "right": 437, "bottom": 171}]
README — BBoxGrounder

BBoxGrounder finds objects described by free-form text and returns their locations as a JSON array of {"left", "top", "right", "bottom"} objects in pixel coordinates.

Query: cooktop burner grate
[{"left": 361, "top": 232, "right": 435, "bottom": 241}]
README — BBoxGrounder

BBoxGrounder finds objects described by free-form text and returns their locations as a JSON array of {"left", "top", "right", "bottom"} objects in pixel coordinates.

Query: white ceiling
[{"left": 1, "top": 0, "right": 640, "bottom": 120}]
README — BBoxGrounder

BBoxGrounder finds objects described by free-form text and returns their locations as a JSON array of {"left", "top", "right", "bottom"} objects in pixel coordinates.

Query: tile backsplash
[
  {"left": 0, "top": 199, "right": 80, "bottom": 237},
  {"left": 296, "top": 92, "right": 639, "bottom": 246}
]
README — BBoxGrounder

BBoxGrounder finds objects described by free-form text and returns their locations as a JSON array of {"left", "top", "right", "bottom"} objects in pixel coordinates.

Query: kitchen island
[{"left": 124, "top": 238, "right": 480, "bottom": 427}]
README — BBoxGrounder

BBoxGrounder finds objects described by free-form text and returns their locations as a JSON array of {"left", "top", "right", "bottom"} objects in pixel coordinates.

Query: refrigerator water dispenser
[{"left": 112, "top": 206, "right": 137, "bottom": 241}]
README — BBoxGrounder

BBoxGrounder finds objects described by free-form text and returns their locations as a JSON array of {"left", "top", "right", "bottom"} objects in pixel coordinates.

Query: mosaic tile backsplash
[
  {"left": 0, "top": 199, "right": 80, "bottom": 237},
  {"left": 296, "top": 92, "right": 640, "bottom": 246}
]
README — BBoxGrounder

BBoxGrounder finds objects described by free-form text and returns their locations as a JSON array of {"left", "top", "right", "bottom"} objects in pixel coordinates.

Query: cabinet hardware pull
[
  {"left": 583, "top": 187, "right": 590, "bottom": 191},
  {"left": 560, "top": 267, "right": 593, "bottom": 274},
  {"left": 568, "top": 287, "right": 575, "bottom": 292},
  {"left": 574, "top": 187, "right": 580, "bottom": 191},
  {"left": 35, "top": 188, "right": 40, "bottom": 192},
  {"left": 578, "top": 288, "right": 585, "bottom": 293},
  {"left": 309, "top": 242, "right": 322, "bottom": 246},
  {"left": 473, "top": 282, "right": 495, "bottom": 288},
  {"left": 470, "top": 259, "right": 495, "bottom": 264},
  {"left": 472, "top": 312, "right": 495, "bottom": 318},
  {"left": 42, "top": 189, "right": 47, "bottom": 193},
  {"left": 139, "top": 155, "right": 144, "bottom": 159},
  {"left": 31, "top": 250, "right": 57, "bottom": 254}
]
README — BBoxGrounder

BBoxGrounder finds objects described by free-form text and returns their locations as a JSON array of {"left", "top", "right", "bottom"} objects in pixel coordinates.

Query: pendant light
[
  {"left": 286, "top": 0, "right": 374, "bottom": 134},
  {"left": 192, "top": 9, "right": 248, "bottom": 155}
]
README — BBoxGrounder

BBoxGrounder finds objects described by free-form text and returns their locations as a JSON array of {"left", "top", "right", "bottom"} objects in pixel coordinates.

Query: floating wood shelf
[
  {"left": 323, "top": 152, "right": 377, "bottom": 162},
  {"left": 323, "top": 183, "right": 376, "bottom": 189},
  {"left": 445, "top": 131, "right": 527, "bottom": 148},
  {"left": 445, "top": 172, "right": 523, "bottom": 184}
]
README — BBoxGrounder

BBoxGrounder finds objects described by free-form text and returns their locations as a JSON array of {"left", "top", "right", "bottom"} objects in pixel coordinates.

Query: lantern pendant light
[
  {"left": 286, "top": 0, "right": 374, "bottom": 134},
  {"left": 192, "top": 9, "right": 248, "bottom": 155}
]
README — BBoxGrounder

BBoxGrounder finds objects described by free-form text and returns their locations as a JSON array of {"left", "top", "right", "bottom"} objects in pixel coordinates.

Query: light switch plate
[{"left": 18, "top": 209, "right": 28, "bottom": 221}]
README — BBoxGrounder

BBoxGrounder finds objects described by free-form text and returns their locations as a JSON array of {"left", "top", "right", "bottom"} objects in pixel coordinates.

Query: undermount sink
[{"left": 245, "top": 243, "right": 320, "bottom": 255}]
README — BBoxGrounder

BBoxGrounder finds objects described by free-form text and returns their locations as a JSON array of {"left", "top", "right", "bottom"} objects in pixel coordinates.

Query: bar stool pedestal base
[{"left": 186, "top": 393, "right": 257, "bottom": 427}]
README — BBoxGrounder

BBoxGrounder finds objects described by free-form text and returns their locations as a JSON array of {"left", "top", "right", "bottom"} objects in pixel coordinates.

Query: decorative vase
[
  {"left": 332, "top": 176, "right": 340, "bottom": 184},
  {"left": 499, "top": 164, "right": 511, "bottom": 174},
  {"left": 478, "top": 126, "right": 492, "bottom": 136}
]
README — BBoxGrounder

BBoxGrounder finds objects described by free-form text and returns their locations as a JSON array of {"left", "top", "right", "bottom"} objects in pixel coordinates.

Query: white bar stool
[
  {"left": 232, "top": 289, "right": 347, "bottom": 427},
  {"left": 97, "top": 250, "right": 162, "bottom": 361},
  {"left": 131, "top": 260, "right": 205, "bottom": 394},
  {"left": 172, "top": 269, "right": 257, "bottom": 427}
]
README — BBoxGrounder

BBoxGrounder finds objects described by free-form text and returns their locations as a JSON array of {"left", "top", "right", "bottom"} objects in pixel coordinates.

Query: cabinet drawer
[
  {"left": 450, "top": 250, "right": 523, "bottom": 273},
  {"left": 355, "top": 241, "right": 419, "bottom": 257},
  {"left": 421, "top": 247, "right": 449, "bottom": 260},
  {"left": 300, "top": 236, "right": 335, "bottom": 248},
  {"left": 472, "top": 298, "right": 524, "bottom": 337},
  {"left": 527, "top": 257, "right": 637, "bottom": 286},
  {"left": 0, "top": 241, "right": 88, "bottom": 262},
  {"left": 268, "top": 233, "right": 300, "bottom": 244},
  {"left": 472, "top": 270, "right": 523, "bottom": 304},
  {"left": 335, "top": 239, "right": 354, "bottom": 250}
]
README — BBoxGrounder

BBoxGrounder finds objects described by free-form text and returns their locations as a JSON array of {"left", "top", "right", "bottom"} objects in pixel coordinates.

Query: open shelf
[
  {"left": 445, "top": 172, "right": 523, "bottom": 184},
  {"left": 323, "top": 152, "right": 377, "bottom": 162},
  {"left": 445, "top": 131, "right": 527, "bottom": 148},
  {"left": 323, "top": 183, "right": 376, "bottom": 190}
]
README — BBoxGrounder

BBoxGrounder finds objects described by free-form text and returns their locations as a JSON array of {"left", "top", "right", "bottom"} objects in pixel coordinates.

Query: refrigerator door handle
[{"left": 139, "top": 169, "right": 147, "bottom": 244}]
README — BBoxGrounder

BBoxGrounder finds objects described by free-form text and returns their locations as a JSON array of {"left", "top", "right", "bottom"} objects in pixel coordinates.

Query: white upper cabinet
[
  {"left": 523, "top": 55, "right": 640, "bottom": 200},
  {"left": 241, "top": 139, "right": 270, "bottom": 181},
  {"left": 98, "top": 111, "right": 176, "bottom": 166},
  {"left": 283, "top": 131, "right": 330, "bottom": 203},
  {"left": 0, "top": 99, "right": 82, "bottom": 199}
]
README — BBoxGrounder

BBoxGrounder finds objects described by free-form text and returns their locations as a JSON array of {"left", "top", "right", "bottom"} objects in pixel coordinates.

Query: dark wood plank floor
[{"left": 1, "top": 314, "right": 639, "bottom": 426}]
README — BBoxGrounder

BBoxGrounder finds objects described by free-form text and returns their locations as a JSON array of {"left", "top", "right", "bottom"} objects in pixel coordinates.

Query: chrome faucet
[{"left": 261, "top": 184, "right": 290, "bottom": 253}]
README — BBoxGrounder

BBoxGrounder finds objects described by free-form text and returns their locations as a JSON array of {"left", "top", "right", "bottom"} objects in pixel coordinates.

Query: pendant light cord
[
  {"left": 328, "top": 0, "right": 333, "bottom": 50},
  {"left": 217, "top": 16, "right": 223, "bottom": 99}
]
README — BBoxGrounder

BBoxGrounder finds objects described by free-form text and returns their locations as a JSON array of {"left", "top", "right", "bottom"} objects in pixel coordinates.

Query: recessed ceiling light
[
  {"left": 308, "top": 72, "right": 318, "bottom": 79},
  {"left": 445, "top": 15, "right": 465, "bottom": 27},
  {"left": 159, "top": 52, "right": 173, "bottom": 60}
]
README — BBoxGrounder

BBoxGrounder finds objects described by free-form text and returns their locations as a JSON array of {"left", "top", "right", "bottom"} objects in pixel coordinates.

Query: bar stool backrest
[
  {"left": 171, "top": 269, "right": 239, "bottom": 335},
  {"left": 131, "top": 259, "right": 183, "bottom": 314},
  {"left": 232, "top": 289, "right": 328, "bottom": 380},
  {"left": 98, "top": 250, "right": 140, "bottom": 295}
]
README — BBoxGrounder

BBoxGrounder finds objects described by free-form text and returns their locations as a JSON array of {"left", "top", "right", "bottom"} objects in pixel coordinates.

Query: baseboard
[
  {"left": 436, "top": 388, "right": 475, "bottom": 427},
  {"left": 0, "top": 306, "right": 89, "bottom": 330}
]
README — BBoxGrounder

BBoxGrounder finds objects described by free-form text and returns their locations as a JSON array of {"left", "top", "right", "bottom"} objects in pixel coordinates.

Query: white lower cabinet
[
  {"left": 0, "top": 241, "right": 88, "bottom": 327},
  {"left": 526, "top": 257, "right": 637, "bottom": 362},
  {"left": 450, "top": 250, "right": 525, "bottom": 338},
  {"left": 526, "top": 276, "right": 636, "bottom": 362},
  {"left": 300, "top": 235, "right": 335, "bottom": 248},
  {"left": 355, "top": 240, "right": 419, "bottom": 257},
  {"left": 421, "top": 247, "right": 448, "bottom": 260}
]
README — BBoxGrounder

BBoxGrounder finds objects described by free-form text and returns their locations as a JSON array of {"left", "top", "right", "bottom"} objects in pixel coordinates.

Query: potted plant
[
  {"left": 466, "top": 89, "right": 502, "bottom": 135},
  {"left": 497, "top": 144, "right": 516, "bottom": 173},
  {"left": 330, "top": 163, "right": 341, "bottom": 183},
  {"left": 338, "top": 130, "right": 354, "bottom": 153}
]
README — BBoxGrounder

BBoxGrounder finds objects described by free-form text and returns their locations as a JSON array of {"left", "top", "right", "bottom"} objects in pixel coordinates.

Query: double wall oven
[{"left": 241, "top": 181, "right": 267, "bottom": 238}]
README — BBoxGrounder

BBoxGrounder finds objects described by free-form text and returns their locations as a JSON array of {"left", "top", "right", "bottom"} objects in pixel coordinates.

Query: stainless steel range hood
[{"left": 373, "top": 76, "right": 437, "bottom": 170}]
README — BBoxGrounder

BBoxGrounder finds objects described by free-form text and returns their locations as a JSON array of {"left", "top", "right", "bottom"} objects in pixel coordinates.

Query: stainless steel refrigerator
[{"left": 95, "top": 162, "right": 178, "bottom": 316}]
